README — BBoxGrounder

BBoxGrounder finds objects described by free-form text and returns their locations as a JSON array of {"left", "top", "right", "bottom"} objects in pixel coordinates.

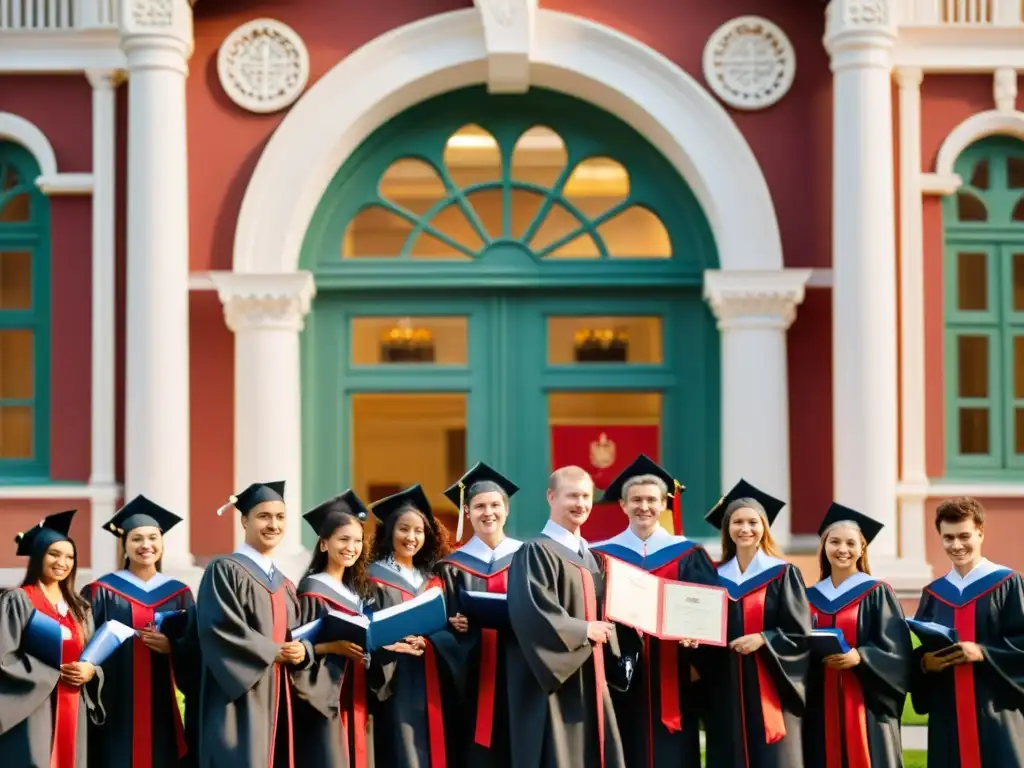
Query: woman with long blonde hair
[
  {"left": 701, "top": 480, "right": 811, "bottom": 768},
  {"left": 803, "top": 504, "right": 911, "bottom": 768}
]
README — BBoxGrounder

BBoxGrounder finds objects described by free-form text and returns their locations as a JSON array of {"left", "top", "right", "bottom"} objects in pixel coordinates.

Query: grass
[
  {"left": 904, "top": 750, "right": 927, "bottom": 768},
  {"left": 902, "top": 633, "right": 929, "bottom": 726}
]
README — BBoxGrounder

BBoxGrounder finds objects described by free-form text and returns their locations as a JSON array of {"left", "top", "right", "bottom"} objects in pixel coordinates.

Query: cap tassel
[
  {"left": 456, "top": 482, "right": 465, "bottom": 542},
  {"left": 216, "top": 495, "right": 238, "bottom": 517},
  {"left": 672, "top": 480, "right": 683, "bottom": 536}
]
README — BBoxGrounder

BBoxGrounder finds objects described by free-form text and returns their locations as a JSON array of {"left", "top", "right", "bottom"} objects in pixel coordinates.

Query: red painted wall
[{"left": 0, "top": 500, "right": 91, "bottom": 569}]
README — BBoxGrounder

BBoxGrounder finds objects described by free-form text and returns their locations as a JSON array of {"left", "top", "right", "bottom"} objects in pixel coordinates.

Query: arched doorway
[{"left": 300, "top": 86, "right": 719, "bottom": 541}]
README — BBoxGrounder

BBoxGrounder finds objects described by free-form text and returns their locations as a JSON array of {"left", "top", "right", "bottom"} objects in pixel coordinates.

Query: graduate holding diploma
[
  {"left": 701, "top": 481, "right": 811, "bottom": 768},
  {"left": 434, "top": 462, "right": 523, "bottom": 767},
  {"left": 910, "top": 497, "right": 1024, "bottom": 767},
  {"left": 590, "top": 454, "right": 718, "bottom": 768},
  {"left": 803, "top": 504, "right": 911, "bottom": 768},
  {"left": 0, "top": 511, "right": 104, "bottom": 768}
]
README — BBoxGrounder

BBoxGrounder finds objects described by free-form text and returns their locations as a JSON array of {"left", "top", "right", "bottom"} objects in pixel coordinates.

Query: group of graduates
[{"left": 1, "top": 452, "right": 1023, "bottom": 768}]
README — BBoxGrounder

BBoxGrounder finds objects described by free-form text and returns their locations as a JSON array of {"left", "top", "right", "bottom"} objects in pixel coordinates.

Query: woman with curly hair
[{"left": 366, "top": 484, "right": 461, "bottom": 768}]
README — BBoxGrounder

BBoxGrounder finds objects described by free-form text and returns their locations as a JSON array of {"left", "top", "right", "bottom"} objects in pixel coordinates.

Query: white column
[
  {"left": 211, "top": 272, "right": 317, "bottom": 583},
  {"left": 120, "top": 1, "right": 195, "bottom": 574},
  {"left": 824, "top": 0, "right": 899, "bottom": 559},
  {"left": 704, "top": 269, "right": 811, "bottom": 548},
  {"left": 85, "top": 68, "right": 122, "bottom": 574}
]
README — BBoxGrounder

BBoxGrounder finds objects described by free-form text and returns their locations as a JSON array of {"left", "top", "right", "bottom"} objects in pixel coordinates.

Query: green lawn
[
  {"left": 904, "top": 751, "right": 927, "bottom": 768},
  {"left": 902, "top": 633, "right": 929, "bottom": 726}
]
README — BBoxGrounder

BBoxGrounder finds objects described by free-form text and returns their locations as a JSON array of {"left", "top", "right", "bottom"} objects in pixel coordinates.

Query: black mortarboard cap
[
  {"left": 704, "top": 479, "right": 786, "bottom": 530},
  {"left": 599, "top": 454, "right": 685, "bottom": 504},
  {"left": 218, "top": 481, "right": 286, "bottom": 516},
  {"left": 104, "top": 495, "right": 182, "bottom": 538},
  {"left": 443, "top": 462, "right": 519, "bottom": 508},
  {"left": 304, "top": 489, "right": 370, "bottom": 537},
  {"left": 371, "top": 484, "right": 433, "bottom": 524},
  {"left": 817, "top": 502, "right": 884, "bottom": 545},
  {"left": 15, "top": 510, "right": 76, "bottom": 557}
]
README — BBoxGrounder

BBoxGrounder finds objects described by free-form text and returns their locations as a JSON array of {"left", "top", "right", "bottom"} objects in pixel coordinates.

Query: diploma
[{"left": 604, "top": 557, "right": 662, "bottom": 636}]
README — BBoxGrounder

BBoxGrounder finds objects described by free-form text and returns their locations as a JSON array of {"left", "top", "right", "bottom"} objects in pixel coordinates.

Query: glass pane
[
  {"left": 597, "top": 206, "right": 671, "bottom": 259},
  {"left": 378, "top": 158, "right": 447, "bottom": 217},
  {"left": 351, "top": 316, "right": 468, "bottom": 365},
  {"left": 956, "top": 191, "right": 987, "bottom": 222},
  {"left": 510, "top": 126, "right": 567, "bottom": 188},
  {"left": 530, "top": 202, "right": 585, "bottom": 254},
  {"left": 1016, "top": 409, "right": 1024, "bottom": 454},
  {"left": 351, "top": 393, "right": 466, "bottom": 538},
  {"left": 958, "top": 408, "right": 989, "bottom": 455},
  {"left": 0, "top": 405, "right": 32, "bottom": 459},
  {"left": 0, "top": 251, "right": 31, "bottom": 309},
  {"left": 548, "top": 232, "right": 600, "bottom": 259},
  {"left": 510, "top": 188, "right": 546, "bottom": 240},
  {"left": 957, "top": 335, "right": 988, "bottom": 398},
  {"left": 342, "top": 205, "right": 410, "bottom": 259},
  {"left": 969, "top": 158, "right": 989, "bottom": 190},
  {"left": 0, "top": 330, "right": 32, "bottom": 399},
  {"left": 1013, "top": 196, "right": 1024, "bottom": 223},
  {"left": 0, "top": 194, "right": 29, "bottom": 223},
  {"left": 444, "top": 124, "right": 501, "bottom": 187},
  {"left": 0, "top": 164, "right": 20, "bottom": 190},
  {"left": 548, "top": 316, "right": 663, "bottom": 364},
  {"left": 1014, "top": 252, "right": 1024, "bottom": 312},
  {"left": 465, "top": 188, "right": 503, "bottom": 240},
  {"left": 564, "top": 157, "right": 629, "bottom": 220},
  {"left": 413, "top": 203, "right": 481, "bottom": 259},
  {"left": 1009, "top": 156, "right": 1024, "bottom": 189},
  {"left": 1015, "top": 337, "right": 1024, "bottom": 398}
]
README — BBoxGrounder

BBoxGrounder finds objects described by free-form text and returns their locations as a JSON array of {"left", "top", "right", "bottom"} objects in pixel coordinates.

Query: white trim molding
[
  {"left": 0, "top": 112, "right": 94, "bottom": 195},
  {"left": 233, "top": 8, "right": 784, "bottom": 276},
  {"left": 474, "top": 0, "right": 538, "bottom": 93},
  {"left": 899, "top": 481, "right": 1024, "bottom": 499},
  {"left": 0, "top": 483, "right": 120, "bottom": 500},
  {"left": 934, "top": 110, "right": 1024, "bottom": 178},
  {"left": 920, "top": 172, "right": 962, "bottom": 196}
]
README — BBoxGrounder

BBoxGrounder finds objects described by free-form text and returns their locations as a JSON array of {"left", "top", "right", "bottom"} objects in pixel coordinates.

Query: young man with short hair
[{"left": 911, "top": 496, "right": 1024, "bottom": 767}]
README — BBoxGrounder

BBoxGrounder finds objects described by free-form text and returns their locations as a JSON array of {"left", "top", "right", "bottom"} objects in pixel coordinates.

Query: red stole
[
  {"left": 266, "top": 586, "right": 295, "bottom": 768},
  {"left": 23, "top": 585, "right": 84, "bottom": 768},
  {"left": 473, "top": 568, "right": 509, "bottom": 748},
  {"left": 739, "top": 581, "right": 786, "bottom": 746},
  {"left": 648, "top": 558, "right": 685, "bottom": 737},
  {"left": 810, "top": 597, "right": 871, "bottom": 768},
  {"left": 570, "top": 562, "right": 606, "bottom": 768}
]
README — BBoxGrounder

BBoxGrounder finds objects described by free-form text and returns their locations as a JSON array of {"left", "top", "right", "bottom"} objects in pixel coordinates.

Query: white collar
[
  {"left": 593, "top": 525, "right": 682, "bottom": 555},
  {"left": 719, "top": 550, "right": 786, "bottom": 584},
  {"left": 459, "top": 535, "right": 523, "bottom": 563},
  {"left": 114, "top": 569, "right": 171, "bottom": 592},
  {"left": 812, "top": 570, "right": 875, "bottom": 600},
  {"left": 944, "top": 558, "right": 1000, "bottom": 592},
  {"left": 380, "top": 557, "right": 426, "bottom": 589},
  {"left": 235, "top": 543, "right": 276, "bottom": 578},
  {"left": 308, "top": 572, "right": 362, "bottom": 608},
  {"left": 542, "top": 519, "right": 586, "bottom": 555}
]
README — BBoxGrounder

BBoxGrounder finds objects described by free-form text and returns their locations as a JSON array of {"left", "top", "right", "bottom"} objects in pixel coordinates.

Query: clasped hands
[
  {"left": 921, "top": 641, "right": 984, "bottom": 672},
  {"left": 274, "top": 641, "right": 307, "bottom": 665}
]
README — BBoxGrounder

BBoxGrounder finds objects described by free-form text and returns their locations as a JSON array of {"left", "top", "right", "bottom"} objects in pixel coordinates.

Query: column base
[{"left": 871, "top": 555, "right": 934, "bottom": 599}]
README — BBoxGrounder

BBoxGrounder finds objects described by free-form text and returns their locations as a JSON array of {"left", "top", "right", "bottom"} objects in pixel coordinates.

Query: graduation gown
[
  {"left": 910, "top": 563, "right": 1024, "bottom": 767},
  {"left": 702, "top": 552, "right": 811, "bottom": 768},
  {"left": 194, "top": 554, "right": 317, "bottom": 768},
  {"left": 804, "top": 573, "right": 911, "bottom": 768},
  {"left": 367, "top": 560, "right": 463, "bottom": 768},
  {"left": 0, "top": 585, "right": 104, "bottom": 768},
  {"left": 505, "top": 531, "right": 627, "bottom": 768},
  {"left": 294, "top": 574, "right": 374, "bottom": 768},
  {"left": 590, "top": 529, "right": 718, "bottom": 768},
  {"left": 434, "top": 536, "right": 523, "bottom": 768},
  {"left": 82, "top": 572, "right": 195, "bottom": 768}
]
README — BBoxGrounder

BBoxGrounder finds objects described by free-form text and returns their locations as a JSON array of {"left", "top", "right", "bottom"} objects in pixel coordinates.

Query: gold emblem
[{"left": 589, "top": 432, "right": 616, "bottom": 470}]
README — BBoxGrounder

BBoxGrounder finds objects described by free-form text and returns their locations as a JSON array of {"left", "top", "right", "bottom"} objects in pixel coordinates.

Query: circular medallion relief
[
  {"left": 702, "top": 16, "right": 796, "bottom": 111},
  {"left": 217, "top": 18, "right": 310, "bottom": 114}
]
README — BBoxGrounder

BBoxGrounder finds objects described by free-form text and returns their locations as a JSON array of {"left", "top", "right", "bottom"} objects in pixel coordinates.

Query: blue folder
[
  {"left": 906, "top": 619, "right": 959, "bottom": 652},
  {"left": 80, "top": 620, "right": 136, "bottom": 666},
  {"left": 808, "top": 628, "right": 851, "bottom": 656},
  {"left": 459, "top": 590, "right": 509, "bottom": 630},
  {"left": 23, "top": 610, "right": 63, "bottom": 669}
]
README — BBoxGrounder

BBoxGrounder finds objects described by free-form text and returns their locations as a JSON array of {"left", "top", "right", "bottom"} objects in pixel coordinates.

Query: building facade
[{"left": 0, "top": 0, "right": 1021, "bottom": 594}]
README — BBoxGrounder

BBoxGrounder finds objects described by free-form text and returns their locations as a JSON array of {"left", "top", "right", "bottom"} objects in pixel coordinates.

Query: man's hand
[
  {"left": 946, "top": 641, "right": 985, "bottom": 665},
  {"left": 921, "top": 646, "right": 962, "bottom": 673},
  {"left": 383, "top": 641, "right": 424, "bottom": 656},
  {"left": 824, "top": 648, "right": 861, "bottom": 670},
  {"left": 679, "top": 638, "right": 699, "bottom": 649},
  {"left": 59, "top": 661, "right": 96, "bottom": 687},
  {"left": 138, "top": 628, "right": 172, "bottom": 655},
  {"left": 729, "top": 633, "right": 766, "bottom": 655},
  {"left": 449, "top": 614, "right": 470, "bottom": 633},
  {"left": 587, "top": 621, "right": 615, "bottom": 644},
  {"left": 316, "top": 640, "right": 366, "bottom": 662},
  {"left": 275, "top": 641, "right": 306, "bottom": 665}
]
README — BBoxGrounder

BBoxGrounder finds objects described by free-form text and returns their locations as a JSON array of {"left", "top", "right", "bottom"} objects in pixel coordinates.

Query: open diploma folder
[
  {"left": 603, "top": 557, "right": 728, "bottom": 646},
  {"left": 907, "top": 619, "right": 959, "bottom": 652},
  {"left": 459, "top": 590, "right": 509, "bottom": 630},
  {"left": 23, "top": 609, "right": 65, "bottom": 668},
  {"left": 80, "top": 619, "right": 137, "bottom": 666},
  {"left": 294, "top": 587, "right": 448, "bottom": 652},
  {"left": 808, "top": 628, "right": 852, "bottom": 656}
]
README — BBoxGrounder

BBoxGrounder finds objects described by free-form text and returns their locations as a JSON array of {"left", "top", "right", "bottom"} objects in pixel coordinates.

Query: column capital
[
  {"left": 120, "top": 0, "right": 194, "bottom": 64},
  {"left": 210, "top": 271, "right": 317, "bottom": 333},
  {"left": 824, "top": 0, "right": 896, "bottom": 70},
  {"left": 85, "top": 69, "right": 126, "bottom": 90},
  {"left": 894, "top": 66, "right": 922, "bottom": 89},
  {"left": 703, "top": 269, "right": 812, "bottom": 331}
]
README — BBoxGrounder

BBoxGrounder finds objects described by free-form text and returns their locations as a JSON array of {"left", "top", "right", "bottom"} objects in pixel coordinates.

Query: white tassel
[
  {"left": 216, "top": 495, "right": 238, "bottom": 517},
  {"left": 455, "top": 482, "right": 465, "bottom": 542}
]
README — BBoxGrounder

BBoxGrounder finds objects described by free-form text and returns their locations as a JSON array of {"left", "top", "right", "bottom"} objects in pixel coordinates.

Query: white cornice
[{"left": 0, "top": 30, "right": 124, "bottom": 72}]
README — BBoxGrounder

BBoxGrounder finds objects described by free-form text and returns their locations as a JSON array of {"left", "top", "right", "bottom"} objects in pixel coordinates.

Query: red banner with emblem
[{"left": 550, "top": 425, "right": 661, "bottom": 540}]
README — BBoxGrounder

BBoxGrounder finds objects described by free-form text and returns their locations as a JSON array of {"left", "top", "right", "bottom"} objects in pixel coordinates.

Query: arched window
[
  {"left": 0, "top": 142, "right": 50, "bottom": 479},
  {"left": 944, "top": 135, "right": 1024, "bottom": 475}
]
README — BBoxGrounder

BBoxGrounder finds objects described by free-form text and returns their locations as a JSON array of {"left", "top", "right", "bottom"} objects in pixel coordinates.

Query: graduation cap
[
  {"left": 216, "top": 481, "right": 286, "bottom": 517},
  {"left": 304, "top": 489, "right": 370, "bottom": 538},
  {"left": 817, "top": 502, "right": 884, "bottom": 545},
  {"left": 443, "top": 462, "right": 519, "bottom": 541},
  {"left": 599, "top": 454, "right": 686, "bottom": 534},
  {"left": 704, "top": 479, "right": 786, "bottom": 531},
  {"left": 103, "top": 495, "right": 182, "bottom": 538},
  {"left": 15, "top": 510, "right": 76, "bottom": 557},
  {"left": 371, "top": 484, "right": 433, "bottom": 525}
]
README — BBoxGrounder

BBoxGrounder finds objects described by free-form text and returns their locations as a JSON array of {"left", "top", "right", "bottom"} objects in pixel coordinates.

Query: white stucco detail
[
  {"left": 934, "top": 109, "right": 1024, "bottom": 179},
  {"left": 702, "top": 16, "right": 796, "bottom": 112},
  {"left": 217, "top": 18, "right": 310, "bottom": 113},
  {"left": 0, "top": 111, "right": 93, "bottom": 195},
  {"left": 473, "top": 0, "right": 538, "bottom": 93}
]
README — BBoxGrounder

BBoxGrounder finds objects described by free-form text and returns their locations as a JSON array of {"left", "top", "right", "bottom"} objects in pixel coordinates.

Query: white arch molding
[
  {"left": 0, "top": 112, "right": 93, "bottom": 194},
  {"left": 219, "top": 6, "right": 807, "bottom": 562}
]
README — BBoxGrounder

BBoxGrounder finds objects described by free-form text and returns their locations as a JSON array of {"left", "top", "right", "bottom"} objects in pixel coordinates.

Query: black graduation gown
[
  {"left": 434, "top": 542, "right": 522, "bottom": 768},
  {"left": 0, "top": 585, "right": 104, "bottom": 768},
  {"left": 804, "top": 577, "right": 911, "bottom": 768},
  {"left": 590, "top": 534, "right": 718, "bottom": 768},
  {"left": 194, "top": 554, "right": 318, "bottom": 768},
  {"left": 910, "top": 567, "right": 1024, "bottom": 767},
  {"left": 367, "top": 560, "right": 463, "bottom": 768},
  {"left": 294, "top": 575, "right": 375, "bottom": 768},
  {"left": 702, "top": 558, "right": 811, "bottom": 768},
  {"left": 505, "top": 535, "right": 627, "bottom": 768},
  {"left": 81, "top": 573, "right": 196, "bottom": 768}
]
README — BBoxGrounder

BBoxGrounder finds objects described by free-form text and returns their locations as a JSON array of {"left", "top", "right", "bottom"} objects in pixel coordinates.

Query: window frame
[{"left": 0, "top": 142, "right": 51, "bottom": 481}]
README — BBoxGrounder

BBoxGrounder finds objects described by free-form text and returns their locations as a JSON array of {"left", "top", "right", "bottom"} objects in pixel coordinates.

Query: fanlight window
[{"left": 342, "top": 124, "right": 672, "bottom": 260}]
